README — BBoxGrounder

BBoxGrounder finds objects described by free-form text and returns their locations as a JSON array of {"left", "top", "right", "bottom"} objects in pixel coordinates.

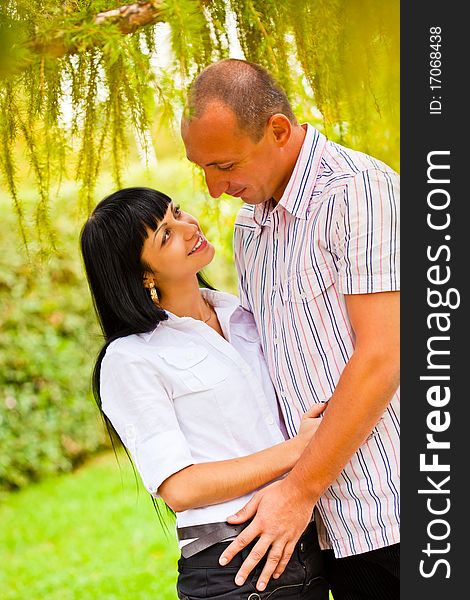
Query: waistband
[
  {"left": 177, "top": 521, "right": 248, "bottom": 559},
  {"left": 177, "top": 520, "right": 319, "bottom": 563}
]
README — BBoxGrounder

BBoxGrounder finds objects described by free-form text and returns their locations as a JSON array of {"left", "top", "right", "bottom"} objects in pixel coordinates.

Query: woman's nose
[{"left": 183, "top": 221, "right": 199, "bottom": 240}]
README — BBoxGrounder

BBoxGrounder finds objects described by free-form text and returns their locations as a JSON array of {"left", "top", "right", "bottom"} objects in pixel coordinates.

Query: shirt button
[
  {"left": 241, "top": 366, "right": 250, "bottom": 375},
  {"left": 266, "top": 416, "right": 274, "bottom": 425},
  {"left": 300, "top": 542, "right": 305, "bottom": 552},
  {"left": 185, "top": 351, "right": 195, "bottom": 360}
]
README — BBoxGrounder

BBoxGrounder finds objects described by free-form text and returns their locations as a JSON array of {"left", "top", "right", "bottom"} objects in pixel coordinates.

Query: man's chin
[{"left": 236, "top": 192, "right": 264, "bottom": 205}]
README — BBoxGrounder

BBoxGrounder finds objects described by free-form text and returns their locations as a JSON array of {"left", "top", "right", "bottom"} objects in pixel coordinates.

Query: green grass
[
  {"left": 0, "top": 452, "right": 336, "bottom": 600},
  {"left": 0, "top": 451, "right": 180, "bottom": 599}
]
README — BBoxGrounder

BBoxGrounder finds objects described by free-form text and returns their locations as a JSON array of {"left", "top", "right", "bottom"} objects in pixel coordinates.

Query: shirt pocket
[
  {"left": 282, "top": 266, "right": 336, "bottom": 304},
  {"left": 158, "top": 343, "right": 230, "bottom": 394}
]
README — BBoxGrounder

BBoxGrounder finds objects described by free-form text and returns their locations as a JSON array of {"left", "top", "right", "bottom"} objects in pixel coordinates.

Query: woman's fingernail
[
  {"left": 235, "top": 576, "right": 245, "bottom": 586},
  {"left": 219, "top": 557, "right": 228, "bottom": 566},
  {"left": 257, "top": 581, "right": 267, "bottom": 591},
  {"left": 273, "top": 573, "right": 280, "bottom": 579}
]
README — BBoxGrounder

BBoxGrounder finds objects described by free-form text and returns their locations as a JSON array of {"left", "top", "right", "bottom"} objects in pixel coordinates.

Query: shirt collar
[
  {"left": 253, "top": 124, "right": 327, "bottom": 231},
  {"left": 140, "top": 289, "right": 241, "bottom": 342}
]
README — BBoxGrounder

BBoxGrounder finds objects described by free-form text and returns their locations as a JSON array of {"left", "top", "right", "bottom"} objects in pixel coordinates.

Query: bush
[{"left": 0, "top": 204, "right": 108, "bottom": 493}]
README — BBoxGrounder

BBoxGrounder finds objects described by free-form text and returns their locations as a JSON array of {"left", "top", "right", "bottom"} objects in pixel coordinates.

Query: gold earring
[{"left": 148, "top": 281, "right": 159, "bottom": 305}]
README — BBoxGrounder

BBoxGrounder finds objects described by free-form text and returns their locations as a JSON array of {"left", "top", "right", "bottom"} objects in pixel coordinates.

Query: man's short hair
[{"left": 185, "top": 59, "right": 298, "bottom": 141}]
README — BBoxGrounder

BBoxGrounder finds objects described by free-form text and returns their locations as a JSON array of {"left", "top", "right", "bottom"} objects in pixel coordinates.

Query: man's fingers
[
  {"left": 233, "top": 536, "right": 274, "bottom": 587},
  {"left": 271, "top": 541, "right": 296, "bottom": 580},
  {"left": 219, "top": 521, "right": 260, "bottom": 566},
  {"left": 253, "top": 541, "right": 289, "bottom": 591},
  {"left": 226, "top": 492, "right": 262, "bottom": 524}
]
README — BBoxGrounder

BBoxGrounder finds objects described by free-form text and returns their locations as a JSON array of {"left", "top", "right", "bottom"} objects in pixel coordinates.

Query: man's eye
[{"left": 218, "top": 163, "right": 234, "bottom": 171}]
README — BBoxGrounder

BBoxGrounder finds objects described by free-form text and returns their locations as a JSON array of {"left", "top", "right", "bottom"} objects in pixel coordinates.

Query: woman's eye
[
  {"left": 162, "top": 229, "right": 171, "bottom": 243},
  {"left": 174, "top": 205, "right": 182, "bottom": 217}
]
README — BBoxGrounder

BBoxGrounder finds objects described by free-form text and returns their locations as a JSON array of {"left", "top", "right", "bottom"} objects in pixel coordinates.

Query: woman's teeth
[{"left": 190, "top": 235, "right": 203, "bottom": 254}]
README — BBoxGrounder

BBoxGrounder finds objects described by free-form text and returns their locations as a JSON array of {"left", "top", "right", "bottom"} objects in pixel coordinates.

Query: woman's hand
[{"left": 296, "top": 402, "right": 328, "bottom": 451}]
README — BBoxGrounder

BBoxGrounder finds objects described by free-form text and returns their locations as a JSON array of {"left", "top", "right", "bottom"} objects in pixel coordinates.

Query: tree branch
[
  {"left": 32, "top": 1, "right": 165, "bottom": 58},
  {"left": 94, "top": 1, "right": 164, "bottom": 34}
]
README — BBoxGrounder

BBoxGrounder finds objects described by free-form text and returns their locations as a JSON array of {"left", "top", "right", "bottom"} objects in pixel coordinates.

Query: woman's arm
[{"left": 158, "top": 404, "right": 326, "bottom": 512}]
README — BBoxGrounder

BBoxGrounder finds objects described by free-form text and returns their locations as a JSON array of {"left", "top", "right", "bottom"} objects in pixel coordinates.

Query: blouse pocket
[
  {"left": 158, "top": 343, "right": 229, "bottom": 393},
  {"left": 282, "top": 267, "right": 335, "bottom": 304}
]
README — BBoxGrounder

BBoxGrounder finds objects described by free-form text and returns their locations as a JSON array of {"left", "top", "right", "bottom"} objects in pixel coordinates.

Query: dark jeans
[
  {"left": 323, "top": 543, "right": 400, "bottom": 600},
  {"left": 177, "top": 522, "right": 329, "bottom": 599}
]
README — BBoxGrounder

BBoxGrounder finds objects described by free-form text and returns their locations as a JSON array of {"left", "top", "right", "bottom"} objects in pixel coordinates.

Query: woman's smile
[{"left": 188, "top": 233, "right": 208, "bottom": 255}]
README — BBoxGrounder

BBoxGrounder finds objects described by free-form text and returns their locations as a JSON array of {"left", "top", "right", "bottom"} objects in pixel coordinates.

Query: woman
[{"left": 80, "top": 187, "right": 329, "bottom": 599}]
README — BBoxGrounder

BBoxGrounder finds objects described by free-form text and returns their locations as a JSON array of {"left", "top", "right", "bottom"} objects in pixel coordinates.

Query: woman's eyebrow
[{"left": 152, "top": 204, "right": 176, "bottom": 242}]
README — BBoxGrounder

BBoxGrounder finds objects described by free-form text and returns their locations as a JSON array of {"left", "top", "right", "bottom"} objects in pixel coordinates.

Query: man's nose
[{"left": 204, "top": 170, "right": 228, "bottom": 199}]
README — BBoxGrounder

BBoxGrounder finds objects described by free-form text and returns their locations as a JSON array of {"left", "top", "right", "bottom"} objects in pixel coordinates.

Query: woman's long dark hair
[{"left": 80, "top": 187, "right": 214, "bottom": 520}]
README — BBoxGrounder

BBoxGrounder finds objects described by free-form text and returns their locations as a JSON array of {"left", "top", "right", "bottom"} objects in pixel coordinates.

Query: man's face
[{"left": 182, "top": 103, "right": 287, "bottom": 205}]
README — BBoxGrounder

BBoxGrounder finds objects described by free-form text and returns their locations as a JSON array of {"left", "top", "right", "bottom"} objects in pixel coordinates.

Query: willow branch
[{"left": 32, "top": 1, "right": 165, "bottom": 58}]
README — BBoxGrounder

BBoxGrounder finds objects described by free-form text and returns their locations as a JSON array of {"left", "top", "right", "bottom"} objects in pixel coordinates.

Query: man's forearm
[{"left": 286, "top": 348, "right": 400, "bottom": 501}]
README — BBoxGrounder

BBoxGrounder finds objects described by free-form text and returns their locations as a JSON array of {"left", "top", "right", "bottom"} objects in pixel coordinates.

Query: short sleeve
[
  {"left": 335, "top": 169, "right": 400, "bottom": 294},
  {"left": 100, "top": 346, "right": 194, "bottom": 496}
]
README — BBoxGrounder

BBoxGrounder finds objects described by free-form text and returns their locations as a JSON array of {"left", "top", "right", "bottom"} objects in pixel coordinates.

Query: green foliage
[
  {"left": 0, "top": 195, "right": 107, "bottom": 492},
  {"left": 0, "top": 0, "right": 399, "bottom": 248}
]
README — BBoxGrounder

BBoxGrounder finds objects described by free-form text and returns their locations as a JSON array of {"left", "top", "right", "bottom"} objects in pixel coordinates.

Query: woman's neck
[{"left": 158, "top": 279, "right": 212, "bottom": 322}]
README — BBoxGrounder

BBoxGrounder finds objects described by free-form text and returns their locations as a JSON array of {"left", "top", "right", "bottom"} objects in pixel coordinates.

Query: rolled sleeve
[
  {"left": 335, "top": 169, "right": 400, "bottom": 295},
  {"left": 100, "top": 346, "right": 194, "bottom": 495}
]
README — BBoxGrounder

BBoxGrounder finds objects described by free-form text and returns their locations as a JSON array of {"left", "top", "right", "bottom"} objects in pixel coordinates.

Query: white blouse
[{"left": 100, "top": 289, "right": 287, "bottom": 539}]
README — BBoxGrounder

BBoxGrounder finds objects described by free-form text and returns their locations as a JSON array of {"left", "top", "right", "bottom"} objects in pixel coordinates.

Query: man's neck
[{"left": 272, "top": 124, "right": 307, "bottom": 203}]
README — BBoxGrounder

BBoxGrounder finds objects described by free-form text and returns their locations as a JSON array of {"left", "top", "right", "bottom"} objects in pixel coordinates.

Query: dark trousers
[
  {"left": 177, "top": 522, "right": 329, "bottom": 599},
  {"left": 323, "top": 543, "right": 400, "bottom": 600}
]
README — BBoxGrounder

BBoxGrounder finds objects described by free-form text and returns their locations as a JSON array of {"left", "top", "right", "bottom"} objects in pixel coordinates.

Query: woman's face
[{"left": 141, "top": 203, "right": 215, "bottom": 289}]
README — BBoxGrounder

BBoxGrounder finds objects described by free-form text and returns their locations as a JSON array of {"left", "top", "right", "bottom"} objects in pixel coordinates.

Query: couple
[{"left": 81, "top": 60, "right": 400, "bottom": 600}]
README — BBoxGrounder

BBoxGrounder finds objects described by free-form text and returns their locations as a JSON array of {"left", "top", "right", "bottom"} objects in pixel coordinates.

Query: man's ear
[{"left": 268, "top": 113, "right": 292, "bottom": 147}]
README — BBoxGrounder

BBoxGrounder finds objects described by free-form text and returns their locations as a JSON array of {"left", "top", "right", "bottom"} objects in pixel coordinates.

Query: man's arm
[{"left": 219, "top": 290, "right": 400, "bottom": 592}]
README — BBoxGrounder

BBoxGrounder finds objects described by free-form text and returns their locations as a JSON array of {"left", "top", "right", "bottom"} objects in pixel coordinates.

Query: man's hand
[{"left": 219, "top": 479, "right": 314, "bottom": 592}]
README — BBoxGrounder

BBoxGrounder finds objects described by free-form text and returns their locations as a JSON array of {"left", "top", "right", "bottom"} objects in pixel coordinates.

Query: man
[{"left": 182, "top": 59, "right": 400, "bottom": 600}]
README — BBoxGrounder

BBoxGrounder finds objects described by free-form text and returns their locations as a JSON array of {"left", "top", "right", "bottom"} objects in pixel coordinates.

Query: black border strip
[{"left": 401, "top": 3, "right": 465, "bottom": 597}]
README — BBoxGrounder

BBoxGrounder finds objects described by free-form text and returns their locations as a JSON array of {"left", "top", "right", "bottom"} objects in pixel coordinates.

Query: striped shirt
[{"left": 233, "top": 124, "right": 400, "bottom": 558}]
